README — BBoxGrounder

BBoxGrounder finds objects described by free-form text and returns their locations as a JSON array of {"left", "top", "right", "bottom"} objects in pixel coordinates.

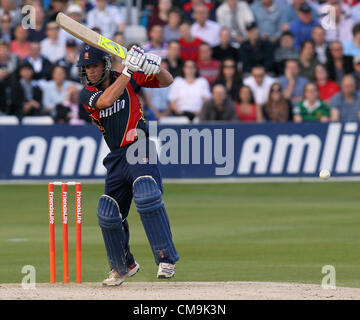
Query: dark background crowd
[{"left": 1, "top": 0, "right": 360, "bottom": 124}]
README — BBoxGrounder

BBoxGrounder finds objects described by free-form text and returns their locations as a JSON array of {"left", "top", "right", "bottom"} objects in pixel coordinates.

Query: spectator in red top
[
  {"left": 10, "top": 25, "right": 30, "bottom": 60},
  {"left": 178, "top": 20, "right": 202, "bottom": 61},
  {"left": 315, "top": 63, "right": 340, "bottom": 104},
  {"left": 147, "top": 0, "right": 172, "bottom": 34},
  {"left": 197, "top": 42, "right": 220, "bottom": 85},
  {"left": 235, "top": 85, "right": 263, "bottom": 122}
]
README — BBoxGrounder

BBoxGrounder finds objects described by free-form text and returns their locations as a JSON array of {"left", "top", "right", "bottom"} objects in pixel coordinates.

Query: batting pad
[
  {"left": 133, "top": 176, "right": 179, "bottom": 265},
  {"left": 97, "top": 195, "right": 128, "bottom": 275}
]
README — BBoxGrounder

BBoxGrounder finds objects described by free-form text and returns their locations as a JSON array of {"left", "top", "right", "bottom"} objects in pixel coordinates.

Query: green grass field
[{"left": 0, "top": 182, "right": 359, "bottom": 287}]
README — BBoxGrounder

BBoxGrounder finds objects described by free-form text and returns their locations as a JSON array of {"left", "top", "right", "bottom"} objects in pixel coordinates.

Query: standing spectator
[
  {"left": 199, "top": 84, "right": 237, "bottom": 121},
  {"left": 163, "top": 8, "right": 182, "bottom": 42},
  {"left": 196, "top": 42, "right": 221, "bottom": 86},
  {"left": 24, "top": 41, "right": 53, "bottom": 81},
  {"left": 352, "top": 56, "right": 360, "bottom": 89},
  {"left": 191, "top": 4, "right": 221, "bottom": 47},
  {"left": 234, "top": 85, "right": 263, "bottom": 122},
  {"left": 289, "top": 2, "right": 319, "bottom": 50},
  {"left": 0, "top": 13, "right": 13, "bottom": 43},
  {"left": 147, "top": 0, "right": 172, "bottom": 33},
  {"left": 164, "top": 40, "right": 182, "bottom": 78},
  {"left": 343, "top": 23, "right": 360, "bottom": 57},
  {"left": 178, "top": 20, "right": 202, "bottom": 61},
  {"left": 312, "top": 25, "right": 329, "bottom": 64},
  {"left": 239, "top": 22, "right": 274, "bottom": 74},
  {"left": 326, "top": 41, "right": 354, "bottom": 84},
  {"left": 293, "top": 82, "right": 330, "bottom": 122},
  {"left": 251, "top": 0, "right": 285, "bottom": 43},
  {"left": 262, "top": 82, "right": 294, "bottom": 122},
  {"left": 273, "top": 31, "right": 299, "bottom": 75},
  {"left": 298, "top": 40, "right": 319, "bottom": 81},
  {"left": 56, "top": 39, "right": 80, "bottom": 82},
  {"left": 40, "top": 21, "right": 66, "bottom": 64},
  {"left": 143, "top": 24, "right": 168, "bottom": 59},
  {"left": 86, "top": 0, "right": 124, "bottom": 39},
  {"left": 10, "top": 25, "right": 30, "bottom": 60},
  {"left": 212, "top": 27, "right": 239, "bottom": 63},
  {"left": 330, "top": 74, "right": 360, "bottom": 121},
  {"left": 0, "top": 40, "right": 18, "bottom": 84},
  {"left": 213, "top": 58, "right": 242, "bottom": 101},
  {"left": 26, "top": 3, "right": 47, "bottom": 43},
  {"left": 216, "top": 0, "right": 254, "bottom": 43},
  {"left": 168, "top": 59, "right": 211, "bottom": 121},
  {"left": 325, "top": 3, "right": 353, "bottom": 43},
  {"left": 315, "top": 63, "right": 340, "bottom": 104},
  {"left": 244, "top": 65, "right": 275, "bottom": 106},
  {"left": 42, "top": 65, "right": 73, "bottom": 116},
  {"left": 278, "top": 59, "right": 308, "bottom": 104}
]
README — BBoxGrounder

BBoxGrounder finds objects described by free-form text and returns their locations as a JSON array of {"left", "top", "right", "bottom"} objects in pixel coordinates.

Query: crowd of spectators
[{"left": 1, "top": 0, "right": 360, "bottom": 124}]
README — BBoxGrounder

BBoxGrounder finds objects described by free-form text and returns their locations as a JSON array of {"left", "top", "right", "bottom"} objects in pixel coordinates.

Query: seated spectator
[
  {"left": 56, "top": 39, "right": 80, "bottom": 82},
  {"left": 234, "top": 85, "right": 263, "bottom": 122},
  {"left": 86, "top": 0, "right": 124, "bottom": 39},
  {"left": 343, "top": 23, "right": 360, "bottom": 57},
  {"left": 239, "top": 22, "right": 274, "bottom": 74},
  {"left": 147, "top": 0, "right": 172, "bottom": 33},
  {"left": 352, "top": 2, "right": 360, "bottom": 24},
  {"left": 168, "top": 59, "right": 211, "bottom": 121},
  {"left": 60, "top": 4, "right": 86, "bottom": 46},
  {"left": 6, "top": 61, "right": 43, "bottom": 116},
  {"left": 0, "top": 0, "right": 22, "bottom": 28},
  {"left": 325, "top": 3, "right": 353, "bottom": 43},
  {"left": 24, "top": 41, "right": 53, "bottom": 81},
  {"left": 55, "top": 84, "right": 90, "bottom": 124},
  {"left": 47, "top": 0, "right": 68, "bottom": 22},
  {"left": 251, "top": 0, "right": 284, "bottom": 43},
  {"left": 164, "top": 40, "right": 182, "bottom": 78},
  {"left": 282, "top": 0, "right": 318, "bottom": 29},
  {"left": 178, "top": 20, "right": 202, "bottom": 61},
  {"left": 163, "top": 8, "right": 182, "bottom": 42},
  {"left": 0, "top": 40, "right": 19, "bottom": 84},
  {"left": 298, "top": 40, "right": 319, "bottom": 81},
  {"left": 330, "top": 74, "right": 360, "bottom": 121},
  {"left": 262, "top": 82, "right": 293, "bottom": 122},
  {"left": 143, "top": 62, "right": 172, "bottom": 120},
  {"left": 312, "top": 25, "right": 330, "bottom": 64},
  {"left": 42, "top": 65, "right": 73, "bottom": 116},
  {"left": 212, "top": 27, "right": 240, "bottom": 62},
  {"left": 196, "top": 42, "right": 221, "bottom": 85},
  {"left": 40, "top": 21, "right": 66, "bottom": 64},
  {"left": 352, "top": 56, "right": 360, "bottom": 89},
  {"left": 191, "top": 4, "right": 221, "bottom": 47},
  {"left": 213, "top": 58, "right": 242, "bottom": 101},
  {"left": 278, "top": 59, "right": 308, "bottom": 104},
  {"left": 26, "top": 2, "right": 47, "bottom": 42},
  {"left": 315, "top": 63, "right": 340, "bottom": 104},
  {"left": 289, "top": 3, "right": 319, "bottom": 50},
  {"left": 274, "top": 31, "right": 299, "bottom": 75},
  {"left": 293, "top": 82, "right": 330, "bottom": 122},
  {"left": 216, "top": 0, "right": 254, "bottom": 43},
  {"left": 0, "top": 13, "right": 13, "bottom": 43},
  {"left": 10, "top": 24, "right": 30, "bottom": 60},
  {"left": 326, "top": 41, "right": 354, "bottom": 84},
  {"left": 244, "top": 65, "right": 275, "bottom": 106},
  {"left": 183, "top": 0, "right": 215, "bottom": 22},
  {"left": 143, "top": 24, "right": 168, "bottom": 59},
  {"left": 199, "top": 84, "right": 237, "bottom": 121}
]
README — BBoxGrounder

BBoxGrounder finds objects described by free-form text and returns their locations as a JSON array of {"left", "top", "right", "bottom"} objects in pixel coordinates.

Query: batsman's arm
[{"left": 156, "top": 68, "right": 174, "bottom": 88}]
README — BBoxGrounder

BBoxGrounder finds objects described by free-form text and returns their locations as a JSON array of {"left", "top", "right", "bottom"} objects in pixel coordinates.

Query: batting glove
[
  {"left": 141, "top": 53, "right": 161, "bottom": 75},
  {"left": 122, "top": 45, "right": 145, "bottom": 77}
]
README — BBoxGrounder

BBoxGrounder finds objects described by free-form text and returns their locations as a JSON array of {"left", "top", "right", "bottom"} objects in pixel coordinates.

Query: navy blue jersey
[{"left": 80, "top": 70, "right": 160, "bottom": 150}]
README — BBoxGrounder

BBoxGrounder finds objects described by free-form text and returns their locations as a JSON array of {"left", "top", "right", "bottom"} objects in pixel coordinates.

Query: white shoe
[
  {"left": 102, "top": 262, "right": 140, "bottom": 286},
  {"left": 157, "top": 262, "right": 175, "bottom": 279}
]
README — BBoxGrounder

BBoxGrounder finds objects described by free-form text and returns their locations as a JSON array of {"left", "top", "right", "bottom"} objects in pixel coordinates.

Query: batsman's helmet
[{"left": 77, "top": 45, "right": 111, "bottom": 86}]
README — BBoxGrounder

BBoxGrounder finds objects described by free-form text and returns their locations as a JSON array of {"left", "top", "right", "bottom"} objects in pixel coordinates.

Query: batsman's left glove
[{"left": 141, "top": 53, "right": 161, "bottom": 75}]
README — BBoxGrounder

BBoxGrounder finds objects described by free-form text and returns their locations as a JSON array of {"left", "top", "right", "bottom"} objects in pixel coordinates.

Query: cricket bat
[{"left": 56, "top": 12, "right": 127, "bottom": 59}]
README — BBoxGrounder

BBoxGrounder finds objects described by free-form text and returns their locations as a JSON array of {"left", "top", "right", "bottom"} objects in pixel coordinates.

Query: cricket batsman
[{"left": 77, "top": 44, "right": 179, "bottom": 286}]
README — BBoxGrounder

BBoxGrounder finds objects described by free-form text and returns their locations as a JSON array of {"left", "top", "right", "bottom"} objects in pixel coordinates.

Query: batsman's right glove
[
  {"left": 141, "top": 53, "right": 161, "bottom": 75},
  {"left": 122, "top": 45, "right": 146, "bottom": 77}
]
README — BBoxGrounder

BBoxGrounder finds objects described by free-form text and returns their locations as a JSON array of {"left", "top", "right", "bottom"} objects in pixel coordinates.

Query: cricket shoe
[
  {"left": 157, "top": 262, "right": 175, "bottom": 279},
  {"left": 102, "top": 262, "right": 140, "bottom": 286}
]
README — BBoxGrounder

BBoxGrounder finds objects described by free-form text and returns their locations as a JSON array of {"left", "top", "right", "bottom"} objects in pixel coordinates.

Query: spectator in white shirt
[
  {"left": 191, "top": 4, "right": 221, "bottom": 47},
  {"left": 325, "top": 3, "right": 353, "bottom": 43},
  {"left": 243, "top": 65, "right": 275, "bottom": 106},
  {"left": 168, "top": 59, "right": 211, "bottom": 121},
  {"left": 40, "top": 21, "right": 66, "bottom": 64},
  {"left": 86, "top": 0, "right": 124, "bottom": 39}
]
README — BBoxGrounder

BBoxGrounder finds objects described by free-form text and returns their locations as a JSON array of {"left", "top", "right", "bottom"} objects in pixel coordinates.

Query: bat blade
[{"left": 56, "top": 12, "right": 127, "bottom": 59}]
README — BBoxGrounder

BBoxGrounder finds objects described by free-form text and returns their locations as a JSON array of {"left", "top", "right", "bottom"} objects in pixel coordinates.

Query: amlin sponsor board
[{"left": 0, "top": 122, "right": 359, "bottom": 180}]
